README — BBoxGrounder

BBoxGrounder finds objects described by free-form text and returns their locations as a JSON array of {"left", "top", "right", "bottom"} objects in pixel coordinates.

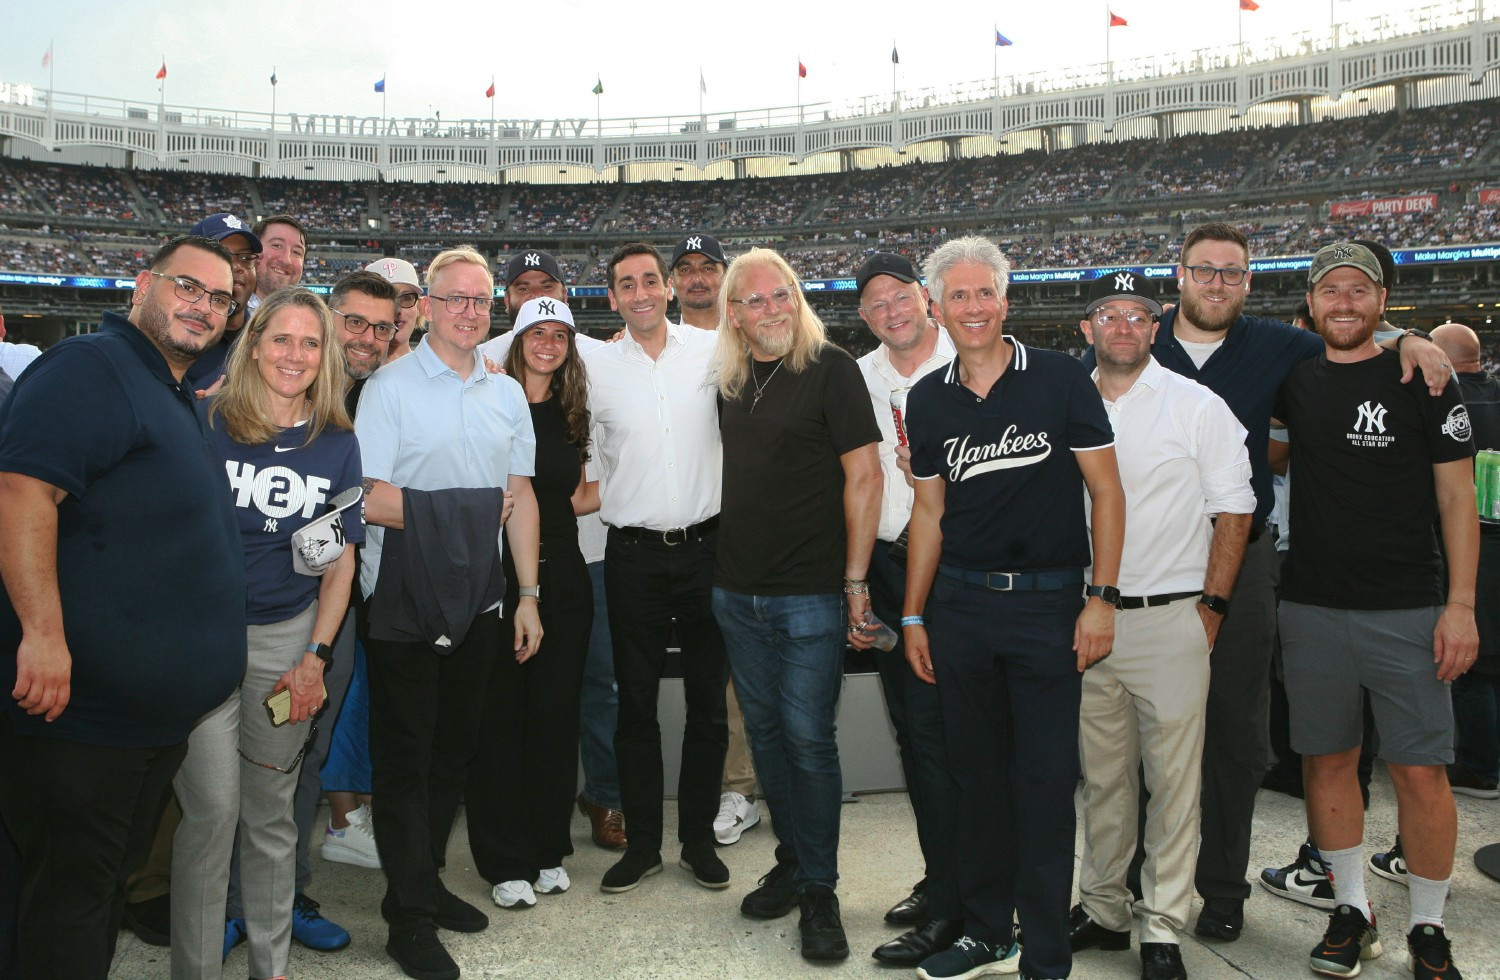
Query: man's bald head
[{"left": 1431, "top": 322, "right": 1481, "bottom": 372}]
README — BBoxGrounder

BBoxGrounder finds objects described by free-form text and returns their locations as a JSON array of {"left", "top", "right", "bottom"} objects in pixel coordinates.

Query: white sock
[
  {"left": 1407, "top": 872, "right": 1449, "bottom": 931},
  {"left": 1321, "top": 844, "right": 1372, "bottom": 923}
]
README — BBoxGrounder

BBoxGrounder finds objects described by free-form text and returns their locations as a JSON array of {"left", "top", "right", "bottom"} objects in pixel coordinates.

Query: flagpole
[
  {"left": 993, "top": 27, "right": 998, "bottom": 94},
  {"left": 271, "top": 67, "right": 277, "bottom": 132},
  {"left": 1238, "top": 7, "right": 1245, "bottom": 68},
  {"left": 698, "top": 67, "right": 704, "bottom": 120},
  {"left": 47, "top": 38, "right": 54, "bottom": 97},
  {"left": 797, "top": 56, "right": 802, "bottom": 127},
  {"left": 489, "top": 75, "right": 495, "bottom": 136}
]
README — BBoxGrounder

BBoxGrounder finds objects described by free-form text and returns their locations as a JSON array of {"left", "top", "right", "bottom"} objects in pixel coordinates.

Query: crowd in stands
[
  {"left": 505, "top": 183, "right": 613, "bottom": 234},
  {"left": 611, "top": 181, "right": 721, "bottom": 232},
  {"left": 4, "top": 160, "right": 139, "bottom": 220},
  {"left": 258, "top": 177, "right": 367, "bottom": 231},
  {"left": 381, "top": 183, "right": 495, "bottom": 234},
  {"left": 134, "top": 171, "right": 251, "bottom": 225}
]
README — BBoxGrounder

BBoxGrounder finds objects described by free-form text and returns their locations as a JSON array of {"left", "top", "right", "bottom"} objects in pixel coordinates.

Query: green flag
[{"left": 592, "top": 77, "right": 603, "bottom": 96}]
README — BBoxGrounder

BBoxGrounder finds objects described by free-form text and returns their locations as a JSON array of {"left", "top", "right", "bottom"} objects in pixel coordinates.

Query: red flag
[
  {"left": 1109, "top": 11, "right": 1128, "bottom": 25},
  {"left": 155, "top": 61, "right": 167, "bottom": 80},
  {"left": 485, "top": 81, "right": 495, "bottom": 98},
  {"left": 798, "top": 61, "right": 807, "bottom": 79},
  {"left": 41, "top": 47, "right": 51, "bottom": 69},
  {"left": 1240, "top": 0, "right": 1259, "bottom": 9}
]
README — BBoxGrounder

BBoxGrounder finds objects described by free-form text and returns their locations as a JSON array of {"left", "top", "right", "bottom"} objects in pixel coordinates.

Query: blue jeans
[
  {"left": 579, "top": 560, "right": 622, "bottom": 810},
  {"left": 712, "top": 588, "right": 844, "bottom": 890}
]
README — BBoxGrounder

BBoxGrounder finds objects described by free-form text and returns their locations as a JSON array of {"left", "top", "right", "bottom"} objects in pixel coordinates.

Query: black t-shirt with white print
[{"left": 1276, "top": 348, "right": 1473, "bottom": 610}]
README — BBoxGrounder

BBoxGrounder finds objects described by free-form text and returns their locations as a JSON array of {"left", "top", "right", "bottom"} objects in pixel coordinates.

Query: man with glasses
[
  {"left": 850, "top": 252, "right": 964, "bottom": 968},
  {"left": 1072, "top": 272, "right": 1254, "bottom": 980},
  {"left": 366, "top": 257, "right": 424, "bottom": 362},
  {"left": 0, "top": 236, "right": 246, "bottom": 978},
  {"left": 1081, "top": 222, "right": 1450, "bottom": 944},
  {"left": 711, "top": 247, "right": 882, "bottom": 963},
  {"left": 184, "top": 212, "right": 261, "bottom": 391},
  {"left": 356, "top": 246, "right": 542, "bottom": 980},
  {"left": 583, "top": 242, "right": 730, "bottom": 895}
]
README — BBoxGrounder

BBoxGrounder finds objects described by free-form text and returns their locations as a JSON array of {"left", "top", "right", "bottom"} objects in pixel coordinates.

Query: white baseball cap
[
  {"left": 365, "top": 257, "right": 421, "bottom": 290},
  {"left": 515, "top": 296, "right": 576, "bottom": 333},
  {"left": 291, "top": 486, "right": 363, "bottom": 577}
]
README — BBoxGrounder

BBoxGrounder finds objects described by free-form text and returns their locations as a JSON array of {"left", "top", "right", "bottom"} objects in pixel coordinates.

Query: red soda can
[{"left": 889, "top": 386, "right": 910, "bottom": 448}]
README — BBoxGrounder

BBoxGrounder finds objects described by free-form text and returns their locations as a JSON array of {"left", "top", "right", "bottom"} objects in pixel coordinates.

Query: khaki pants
[{"left": 722, "top": 676, "right": 758, "bottom": 797}]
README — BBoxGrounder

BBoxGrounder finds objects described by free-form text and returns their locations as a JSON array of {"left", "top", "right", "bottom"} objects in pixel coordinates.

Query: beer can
[
  {"left": 889, "top": 386, "right": 911, "bottom": 448},
  {"left": 1479, "top": 449, "right": 1500, "bottom": 523}
]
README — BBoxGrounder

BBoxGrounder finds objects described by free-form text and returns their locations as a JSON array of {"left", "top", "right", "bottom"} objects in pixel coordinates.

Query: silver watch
[{"left": 518, "top": 585, "right": 541, "bottom": 600}]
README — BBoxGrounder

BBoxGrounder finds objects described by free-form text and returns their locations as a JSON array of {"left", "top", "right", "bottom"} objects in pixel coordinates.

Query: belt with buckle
[
  {"left": 1116, "top": 590, "right": 1201, "bottom": 610},
  {"left": 937, "top": 565, "right": 1084, "bottom": 592},
  {"left": 611, "top": 515, "right": 719, "bottom": 546}
]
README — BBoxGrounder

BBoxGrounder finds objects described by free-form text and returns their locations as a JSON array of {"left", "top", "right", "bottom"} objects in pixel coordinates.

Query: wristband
[
  {"left": 306, "top": 642, "right": 333, "bottom": 667},
  {"left": 900, "top": 615, "right": 925, "bottom": 627}
]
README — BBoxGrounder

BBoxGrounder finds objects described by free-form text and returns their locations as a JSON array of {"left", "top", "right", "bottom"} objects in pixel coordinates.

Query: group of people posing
[{"left": 0, "top": 211, "right": 1488, "bottom": 980}]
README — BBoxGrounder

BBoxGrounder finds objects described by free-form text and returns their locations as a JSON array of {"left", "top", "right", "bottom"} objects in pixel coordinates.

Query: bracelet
[
  {"left": 1447, "top": 600, "right": 1475, "bottom": 610},
  {"left": 900, "top": 615, "right": 925, "bottom": 627},
  {"left": 843, "top": 579, "right": 869, "bottom": 595}
]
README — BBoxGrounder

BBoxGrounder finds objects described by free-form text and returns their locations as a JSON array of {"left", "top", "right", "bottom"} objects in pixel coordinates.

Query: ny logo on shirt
[{"left": 1354, "top": 401, "right": 1388, "bottom": 434}]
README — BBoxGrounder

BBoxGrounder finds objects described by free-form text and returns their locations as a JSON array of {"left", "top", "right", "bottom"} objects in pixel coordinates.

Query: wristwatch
[
  {"left": 1397, "top": 328, "right": 1432, "bottom": 348},
  {"left": 1199, "top": 594, "right": 1231, "bottom": 616},
  {"left": 306, "top": 642, "right": 333, "bottom": 668},
  {"left": 1085, "top": 584, "right": 1121, "bottom": 607},
  {"left": 518, "top": 585, "right": 541, "bottom": 600}
]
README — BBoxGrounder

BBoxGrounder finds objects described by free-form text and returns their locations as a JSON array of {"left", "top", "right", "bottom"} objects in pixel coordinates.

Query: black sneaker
[
  {"left": 798, "top": 884, "right": 849, "bottom": 961},
  {"left": 741, "top": 857, "right": 798, "bottom": 919},
  {"left": 600, "top": 849, "right": 663, "bottom": 893},
  {"left": 1407, "top": 923, "right": 1463, "bottom": 979},
  {"left": 1369, "top": 836, "right": 1408, "bottom": 886},
  {"left": 433, "top": 885, "right": 489, "bottom": 933},
  {"left": 1193, "top": 897, "right": 1243, "bottom": 941},
  {"left": 1259, "top": 841, "right": 1336, "bottom": 910},
  {"left": 1309, "top": 904, "right": 1381, "bottom": 977},
  {"left": 386, "top": 926, "right": 459, "bottom": 980},
  {"left": 679, "top": 841, "right": 730, "bottom": 889}
]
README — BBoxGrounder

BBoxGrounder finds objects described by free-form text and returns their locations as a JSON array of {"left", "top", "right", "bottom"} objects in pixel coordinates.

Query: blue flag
[
  {"left": 995, "top": 30, "right": 1014, "bottom": 47},
  {"left": 374, "top": 77, "right": 385, "bottom": 93}
]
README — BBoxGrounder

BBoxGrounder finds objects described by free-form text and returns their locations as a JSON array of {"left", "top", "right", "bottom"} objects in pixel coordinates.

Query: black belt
[
  {"left": 938, "top": 565, "right": 1083, "bottom": 592},
  {"left": 611, "top": 515, "right": 719, "bottom": 546},
  {"left": 1117, "top": 590, "right": 1201, "bottom": 610}
]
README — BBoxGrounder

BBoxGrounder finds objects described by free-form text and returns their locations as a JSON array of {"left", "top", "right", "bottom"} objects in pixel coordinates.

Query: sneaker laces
[
  {"left": 1409, "top": 924, "right": 1453, "bottom": 971},
  {"left": 758, "top": 860, "right": 796, "bottom": 888},
  {"left": 294, "top": 894, "right": 327, "bottom": 921},
  {"left": 955, "top": 935, "right": 991, "bottom": 954},
  {"left": 804, "top": 890, "right": 840, "bottom": 929},
  {"left": 717, "top": 793, "right": 742, "bottom": 822},
  {"left": 1324, "top": 905, "right": 1370, "bottom": 948}
]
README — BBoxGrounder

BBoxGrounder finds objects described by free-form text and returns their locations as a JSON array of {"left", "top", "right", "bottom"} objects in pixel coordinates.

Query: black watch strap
[
  {"left": 1086, "top": 584, "right": 1121, "bottom": 606},
  {"left": 1199, "top": 594, "right": 1231, "bottom": 615},
  {"left": 307, "top": 642, "right": 334, "bottom": 667},
  {"left": 1398, "top": 328, "right": 1432, "bottom": 348}
]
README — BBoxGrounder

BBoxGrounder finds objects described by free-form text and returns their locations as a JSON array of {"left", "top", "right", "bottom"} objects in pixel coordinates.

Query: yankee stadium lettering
[{"left": 944, "top": 426, "right": 1052, "bottom": 481}]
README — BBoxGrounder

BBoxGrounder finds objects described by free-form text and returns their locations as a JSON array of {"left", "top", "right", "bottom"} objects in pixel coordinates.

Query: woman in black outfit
[{"left": 467, "top": 297, "right": 598, "bottom": 908}]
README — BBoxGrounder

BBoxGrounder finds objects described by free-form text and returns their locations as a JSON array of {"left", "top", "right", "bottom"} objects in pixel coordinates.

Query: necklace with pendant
[{"left": 749, "top": 358, "right": 783, "bottom": 414}]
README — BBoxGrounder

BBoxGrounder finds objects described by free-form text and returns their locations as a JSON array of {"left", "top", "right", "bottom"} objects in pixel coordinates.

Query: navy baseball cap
[
  {"left": 670, "top": 233, "right": 727, "bottom": 267},
  {"left": 1086, "top": 269, "right": 1162, "bottom": 316},
  {"left": 855, "top": 253, "right": 919, "bottom": 297},
  {"left": 190, "top": 212, "right": 261, "bottom": 252},
  {"left": 505, "top": 249, "right": 564, "bottom": 286}
]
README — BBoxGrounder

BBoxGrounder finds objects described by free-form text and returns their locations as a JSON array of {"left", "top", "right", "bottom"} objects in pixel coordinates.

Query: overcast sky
[{"left": 0, "top": 0, "right": 1461, "bottom": 124}]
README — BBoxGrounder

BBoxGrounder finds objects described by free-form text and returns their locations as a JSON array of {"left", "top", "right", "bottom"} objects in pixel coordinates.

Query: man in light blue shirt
[{"left": 355, "top": 245, "right": 541, "bottom": 980}]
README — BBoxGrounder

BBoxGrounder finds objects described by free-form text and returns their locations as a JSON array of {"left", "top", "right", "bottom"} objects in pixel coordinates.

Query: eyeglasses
[
  {"left": 1089, "top": 307, "right": 1156, "bottom": 328},
  {"left": 148, "top": 272, "right": 239, "bottom": 317},
  {"left": 429, "top": 293, "right": 494, "bottom": 315},
  {"left": 1184, "top": 265, "right": 1249, "bottom": 286},
  {"left": 238, "top": 721, "right": 317, "bottom": 775},
  {"left": 730, "top": 286, "right": 797, "bottom": 314},
  {"left": 394, "top": 290, "right": 421, "bottom": 309},
  {"left": 332, "top": 309, "right": 397, "bottom": 341},
  {"left": 228, "top": 251, "right": 259, "bottom": 268},
  {"left": 861, "top": 292, "right": 920, "bottom": 319}
]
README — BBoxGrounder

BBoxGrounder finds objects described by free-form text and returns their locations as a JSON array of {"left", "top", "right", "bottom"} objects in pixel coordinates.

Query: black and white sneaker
[
  {"left": 1309, "top": 904, "right": 1381, "bottom": 978},
  {"left": 1369, "top": 836, "right": 1408, "bottom": 886},
  {"left": 1260, "top": 841, "right": 1337, "bottom": 910}
]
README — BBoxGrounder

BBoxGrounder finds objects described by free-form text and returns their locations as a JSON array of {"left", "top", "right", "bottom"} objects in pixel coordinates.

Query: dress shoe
[
  {"left": 873, "top": 917, "right": 964, "bottom": 967},
  {"left": 600, "top": 849, "right": 663, "bottom": 893},
  {"left": 1069, "top": 903, "right": 1131, "bottom": 952},
  {"left": 1193, "top": 897, "right": 1243, "bottom": 942},
  {"left": 576, "top": 794, "right": 627, "bottom": 849},
  {"left": 1140, "top": 942, "right": 1187, "bottom": 979},
  {"left": 884, "top": 877, "right": 929, "bottom": 925}
]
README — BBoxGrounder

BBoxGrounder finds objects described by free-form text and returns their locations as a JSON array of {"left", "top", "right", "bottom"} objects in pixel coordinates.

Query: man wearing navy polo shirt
[
  {"left": 0, "top": 235, "right": 246, "bottom": 978},
  {"left": 903, "top": 235, "right": 1125, "bottom": 980},
  {"left": 1081, "top": 222, "right": 1452, "bottom": 943}
]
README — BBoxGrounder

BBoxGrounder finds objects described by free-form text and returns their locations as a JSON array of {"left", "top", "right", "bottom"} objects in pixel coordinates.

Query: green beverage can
[{"left": 1478, "top": 450, "right": 1500, "bottom": 523}]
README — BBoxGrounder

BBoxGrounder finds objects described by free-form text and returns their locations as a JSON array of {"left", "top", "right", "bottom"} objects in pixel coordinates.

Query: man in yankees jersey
[{"left": 902, "top": 235, "right": 1125, "bottom": 980}]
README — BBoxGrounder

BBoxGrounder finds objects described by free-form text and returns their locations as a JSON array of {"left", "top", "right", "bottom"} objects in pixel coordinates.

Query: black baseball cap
[
  {"left": 1086, "top": 270, "right": 1162, "bottom": 316},
  {"left": 670, "top": 233, "right": 727, "bottom": 267},
  {"left": 855, "top": 252, "right": 919, "bottom": 297},
  {"left": 504, "top": 249, "right": 564, "bottom": 286}
]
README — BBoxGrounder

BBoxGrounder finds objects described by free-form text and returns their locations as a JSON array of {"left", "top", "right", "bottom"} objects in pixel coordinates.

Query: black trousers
[
  {"left": 868, "top": 540, "right": 961, "bottom": 921},
  {"left": 0, "top": 718, "right": 185, "bottom": 979},
  {"left": 604, "top": 527, "right": 728, "bottom": 852},
  {"left": 468, "top": 547, "right": 593, "bottom": 883},
  {"left": 365, "top": 613, "right": 499, "bottom": 932}
]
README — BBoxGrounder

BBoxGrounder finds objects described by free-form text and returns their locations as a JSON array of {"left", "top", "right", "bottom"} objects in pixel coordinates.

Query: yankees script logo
[
  {"left": 538, "top": 299, "right": 556, "bottom": 316},
  {"left": 1114, "top": 271, "right": 1135, "bottom": 291},
  {"left": 686, "top": 236, "right": 702, "bottom": 251},
  {"left": 944, "top": 427, "right": 1052, "bottom": 481},
  {"left": 1354, "top": 400, "right": 1387, "bottom": 434},
  {"left": 524, "top": 253, "right": 541, "bottom": 267}
]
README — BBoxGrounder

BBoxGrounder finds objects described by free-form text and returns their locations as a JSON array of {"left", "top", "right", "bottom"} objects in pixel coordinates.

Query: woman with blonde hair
[{"left": 171, "top": 287, "right": 364, "bottom": 980}]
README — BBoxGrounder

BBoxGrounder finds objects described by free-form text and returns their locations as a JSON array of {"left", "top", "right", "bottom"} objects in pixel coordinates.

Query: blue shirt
[
  {"left": 0, "top": 312, "right": 245, "bottom": 747},
  {"left": 354, "top": 337, "right": 536, "bottom": 599},
  {"left": 1085, "top": 309, "right": 1322, "bottom": 526},
  {"left": 909, "top": 338, "right": 1114, "bottom": 572},
  {"left": 208, "top": 414, "right": 364, "bottom": 625}
]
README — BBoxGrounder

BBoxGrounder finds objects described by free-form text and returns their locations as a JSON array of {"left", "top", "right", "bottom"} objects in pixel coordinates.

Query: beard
[
  {"left": 136, "top": 299, "right": 216, "bottom": 365},
  {"left": 1179, "top": 287, "right": 1246, "bottom": 334},
  {"left": 1318, "top": 312, "right": 1380, "bottom": 352},
  {"left": 752, "top": 321, "right": 796, "bottom": 359}
]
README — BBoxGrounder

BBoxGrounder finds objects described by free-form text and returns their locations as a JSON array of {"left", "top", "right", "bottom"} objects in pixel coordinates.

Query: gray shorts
[{"left": 1279, "top": 601, "right": 1453, "bottom": 767}]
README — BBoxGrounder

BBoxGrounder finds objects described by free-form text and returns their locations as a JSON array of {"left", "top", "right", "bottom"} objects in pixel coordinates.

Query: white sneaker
[
  {"left": 492, "top": 880, "right": 537, "bottom": 909},
  {"left": 534, "top": 866, "right": 570, "bottom": 895},
  {"left": 320, "top": 804, "right": 381, "bottom": 869},
  {"left": 713, "top": 791, "right": 760, "bottom": 845}
]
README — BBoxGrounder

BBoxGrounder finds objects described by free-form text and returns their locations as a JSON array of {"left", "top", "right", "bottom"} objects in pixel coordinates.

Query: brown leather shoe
[{"left": 577, "top": 794, "right": 627, "bottom": 849}]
